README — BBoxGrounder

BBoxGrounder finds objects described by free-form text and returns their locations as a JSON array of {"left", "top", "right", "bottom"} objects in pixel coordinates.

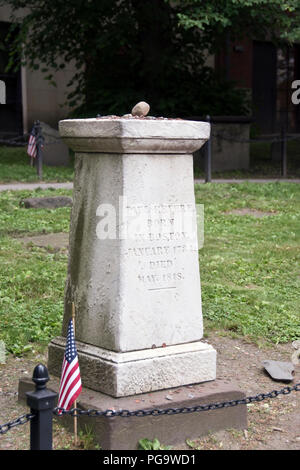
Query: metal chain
[
  {"left": 0, "top": 413, "right": 35, "bottom": 435},
  {"left": 53, "top": 381, "right": 300, "bottom": 419},
  {"left": 1, "top": 382, "right": 299, "bottom": 435},
  {"left": 1, "top": 129, "right": 300, "bottom": 147},
  {"left": 0, "top": 128, "right": 61, "bottom": 147},
  {"left": 213, "top": 133, "right": 300, "bottom": 144}
]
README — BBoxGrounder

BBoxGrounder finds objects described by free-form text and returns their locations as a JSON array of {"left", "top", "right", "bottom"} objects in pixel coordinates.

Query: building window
[
  {"left": 276, "top": 46, "right": 299, "bottom": 131},
  {"left": 0, "top": 80, "right": 5, "bottom": 104}
]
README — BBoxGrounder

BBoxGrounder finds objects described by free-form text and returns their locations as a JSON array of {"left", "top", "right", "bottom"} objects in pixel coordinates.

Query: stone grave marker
[
  {"left": 43, "top": 109, "right": 247, "bottom": 448},
  {"left": 48, "top": 113, "right": 217, "bottom": 396}
]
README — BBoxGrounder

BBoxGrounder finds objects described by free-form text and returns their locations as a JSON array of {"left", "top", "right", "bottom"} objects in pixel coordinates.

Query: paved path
[
  {"left": 194, "top": 178, "right": 300, "bottom": 184},
  {"left": 0, "top": 182, "right": 73, "bottom": 192},
  {"left": 0, "top": 179, "right": 299, "bottom": 192}
]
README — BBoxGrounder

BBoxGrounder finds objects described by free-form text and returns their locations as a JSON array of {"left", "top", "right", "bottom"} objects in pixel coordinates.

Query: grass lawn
[
  {"left": 197, "top": 182, "right": 300, "bottom": 344},
  {"left": 0, "top": 146, "right": 74, "bottom": 183},
  {"left": 0, "top": 183, "right": 299, "bottom": 355},
  {"left": 1, "top": 142, "right": 299, "bottom": 184}
]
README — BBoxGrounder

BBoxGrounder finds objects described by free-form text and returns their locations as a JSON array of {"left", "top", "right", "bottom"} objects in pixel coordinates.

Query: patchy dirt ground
[
  {"left": 179, "top": 334, "right": 300, "bottom": 451},
  {"left": 225, "top": 208, "right": 278, "bottom": 218},
  {"left": 0, "top": 334, "right": 299, "bottom": 451}
]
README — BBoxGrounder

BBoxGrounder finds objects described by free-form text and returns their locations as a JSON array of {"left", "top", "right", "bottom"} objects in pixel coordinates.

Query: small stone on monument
[
  {"left": 131, "top": 101, "right": 150, "bottom": 117},
  {"left": 262, "top": 360, "right": 294, "bottom": 382}
]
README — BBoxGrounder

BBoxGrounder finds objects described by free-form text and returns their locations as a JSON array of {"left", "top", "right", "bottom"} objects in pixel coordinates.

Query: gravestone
[
  {"left": 48, "top": 115, "right": 217, "bottom": 396},
  {"left": 19, "top": 111, "right": 248, "bottom": 449},
  {"left": 40, "top": 121, "right": 70, "bottom": 167},
  {"left": 20, "top": 196, "right": 72, "bottom": 209}
]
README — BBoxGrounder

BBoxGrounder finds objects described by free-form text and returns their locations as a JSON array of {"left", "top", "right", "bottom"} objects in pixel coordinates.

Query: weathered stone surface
[
  {"left": 18, "top": 375, "right": 247, "bottom": 450},
  {"left": 40, "top": 121, "right": 70, "bottom": 167},
  {"left": 131, "top": 101, "right": 150, "bottom": 117},
  {"left": 48, "top": 338, "right": 216, "bottom": 397},
  {"left": 20, "top": 196, "right": 72, "bottom": 209},
  {"left": 49, "top": 116, "right": 216, "bottom": 397},
  {"left": 59, "top": 118, "right": 210, "bottom": 154},
  {"left": 262, "top": 360, "right": 295, "bottom": 382},
  {"left": 56, "top": 153, "right": 203, "bottom": 353}
]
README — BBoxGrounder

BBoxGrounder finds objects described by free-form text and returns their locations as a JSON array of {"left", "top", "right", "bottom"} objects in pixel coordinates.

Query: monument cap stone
[{"left": 59, "top": 117, "right": 210, "bottom": 154}]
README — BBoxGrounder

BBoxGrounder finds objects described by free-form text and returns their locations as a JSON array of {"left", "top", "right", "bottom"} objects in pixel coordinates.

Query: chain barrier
[
  {"left": 0, "top": 381, "right": 299, "bottom": 436},
  {"left": 0, "top": 136, "right": 28, "bottom": 147},
  {"left": 53, "top": 381, "right": 300, "bottom": 419},
  {"left": 1, "top": 128, "right": 300, "bottom": 147},
  {"left": 213, "top": 133, "right": 300, "bottom": 144},
  {"left": 0, "top": 131, "right": 62, "bottom": 147},
  {"left": 0, "top": 413, "right": 35, "bottom": 435}
]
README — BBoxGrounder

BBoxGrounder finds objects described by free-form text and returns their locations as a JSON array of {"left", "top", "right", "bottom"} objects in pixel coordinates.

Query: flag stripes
[
  {"left": 27, "top": 130, "right": 37, "bottom": 158},
  {"left": 57, "top": 319, "right": 82, "bottom": 413}
]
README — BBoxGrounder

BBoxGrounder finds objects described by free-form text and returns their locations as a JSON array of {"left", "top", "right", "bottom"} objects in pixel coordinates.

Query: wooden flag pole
[{"left": 72, "top": 302, "right": 78, "bottom": 447}]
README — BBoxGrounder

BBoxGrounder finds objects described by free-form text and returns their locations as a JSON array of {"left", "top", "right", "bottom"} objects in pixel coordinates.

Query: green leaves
[
  {"left": 2, "top": 0, "right": 300, "bottom": 117},
  {"left": 0, "top": 0, "right": 260, "bottom": 117},
  {"left": 138, "top": 438, "right": 172, "bottom": 450},
  {"left": 177, "top": 0, "right": 300, "bottom": 47}
]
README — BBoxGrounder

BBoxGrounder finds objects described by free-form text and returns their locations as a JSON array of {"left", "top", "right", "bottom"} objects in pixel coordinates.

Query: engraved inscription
[{"left": 122, "top": 203, "right": 198, "bottom": 290}]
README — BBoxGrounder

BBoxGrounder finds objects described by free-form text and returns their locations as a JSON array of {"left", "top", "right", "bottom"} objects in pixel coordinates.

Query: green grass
[
  {"left": 0, "top": 146, "right": 74, "bottom": 183},
  {"left": 196, "top": 182, "right": 300, "bottom": 344},
  {"left": 0, "top": 183, "right": 299, "bottom": 355},
  {"left": 0, "top": 189, "right": 72, "bottom": 354}
]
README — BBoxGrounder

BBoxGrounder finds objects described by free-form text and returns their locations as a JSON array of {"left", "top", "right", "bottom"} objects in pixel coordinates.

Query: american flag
[
  {"left": 27, "top": 126, "right": 37, "bottom": 159},
  {"left": 57, "top": 319, "right": 82, "bottom": 412}
]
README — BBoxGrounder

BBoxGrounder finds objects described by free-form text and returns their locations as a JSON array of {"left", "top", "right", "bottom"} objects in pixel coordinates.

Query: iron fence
[
  {"left": 0, "top": 120, "right": 62, "bottom": 181},
  {"left": 1, "top": 116, "right": 299, "bottom": 184}
]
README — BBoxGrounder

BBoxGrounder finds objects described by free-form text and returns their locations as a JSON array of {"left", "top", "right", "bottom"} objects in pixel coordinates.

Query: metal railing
[
  {"left": 1, "top": 117, "right": 299, "bottom": 183},
  {"left": 201, "top": 116, "right": 300, "bottom": 182},
  {"left": 0, "top": 121, "right": 62, "bottom": 181}
]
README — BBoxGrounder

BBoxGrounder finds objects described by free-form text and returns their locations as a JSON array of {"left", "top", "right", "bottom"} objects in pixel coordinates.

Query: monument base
[
  {"left": 18, "top": 375, "right": 247, "bottom": 450},
  {"left": 48, "top": 338, "right": 217, "bottom": 397}
]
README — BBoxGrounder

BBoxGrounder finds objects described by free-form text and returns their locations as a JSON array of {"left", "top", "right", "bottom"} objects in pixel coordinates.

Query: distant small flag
[
  {"left": 57, "top": 319, "right": 82, "bottom": 413},
  {"left": 27, "top": 126, "right": 37, "bottom": 159}
]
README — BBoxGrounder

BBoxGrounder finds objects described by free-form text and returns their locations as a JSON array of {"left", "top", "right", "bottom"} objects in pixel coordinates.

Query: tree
[
  {"left": 1, "top": 0, "right": 300, "bottom": 117},
  {"left": 176, "top": 0, "right": 300, "bottom": 45}
]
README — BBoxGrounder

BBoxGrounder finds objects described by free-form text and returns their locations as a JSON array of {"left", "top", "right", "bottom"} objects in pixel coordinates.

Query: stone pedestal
[
  {"left": 48, "top": 117, "right": 217, "bottom": 397},
  {"left": 18, "top": 376, "right": 247, "bottom": 450}
]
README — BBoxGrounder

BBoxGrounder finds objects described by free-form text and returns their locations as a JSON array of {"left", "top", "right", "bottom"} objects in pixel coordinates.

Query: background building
[
  {"left": 216, "top": 37, "right": 300, "bottom": 134},
  {"left": 0, "top": 5, "right": 75, "bottom": 137}
]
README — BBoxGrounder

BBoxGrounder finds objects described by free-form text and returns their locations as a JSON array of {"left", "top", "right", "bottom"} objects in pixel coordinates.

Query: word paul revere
[{"left": 95, "top": 197, "right": 204, "bottom": 245}]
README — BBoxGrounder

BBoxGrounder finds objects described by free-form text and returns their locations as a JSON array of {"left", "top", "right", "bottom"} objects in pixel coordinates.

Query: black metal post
[
  {"left": 26, "top": 364, "right": 57, "bottom": 450},
  {"left": 35, "top": 121, "right": 44, "bottom": 181},
  {"left": 281, "top": 125, "right": 287, "bottom": 178},
  {"left": 205, "top": 115, "right": 212, "bottom": 183}
]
